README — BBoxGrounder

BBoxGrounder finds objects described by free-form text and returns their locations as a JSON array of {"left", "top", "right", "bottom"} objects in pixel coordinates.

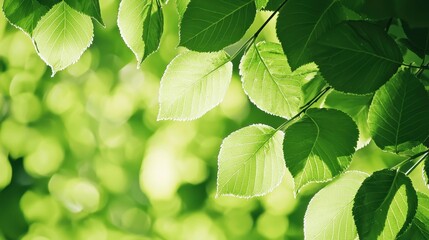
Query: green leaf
[
  {"left": 304, "top": 171, "right": 368, "bottom": 240},
  {"left": 176, "top": 0, "right": 190, "bottom": 18},
  {"left": 217, "top": 124, "right": 285, "bottom": 197},
  {"left": 179, "top": 0, "right": 256, "bottom": 52},
  {"left": 158, "top": 51, "right": 232, "bottom": 120},
  {"left": 118, "top": 0, "right": 163, "bottom": 66},
  {"left": 283, "top": 108, "right": 358, "bottom": 192},
  {"left": 33, "top": 1, "right": 93, "bottom": 76},
  {"left": 276, "top": 0, "right": 345, "bottom": 70},
  {"left": 2, "top": 0, "right": 53, "bottom": 35},
  {"left": 239, "top": 41, "right": 312, "bottom": 119},
  {"left": 325, "top": 91, "right": 372, "bottom": 149},
  {"left": 341, "top": 0, "right": 394, "bottom": 20},
  {"left": 402, "top": 21, "right": 429, "bottom": 58},
  {"left": 263, "top": 0, "right": 283, "bottom": 11},
  {"left": 353, "top": 169, "right": 418, "bottom": 240},
  {"left": 300, "top": 72, "right": 327, "bottom": 106},
  {"left": 424, "top": 157, "right": 429, "bottom": 189},
  {"left": 313, "top": 20, "right": 403, "bottom": 94},
  {"left": 395, "top": 0, "right": 429, "bottom": 28},
  {"left": 255, "top": 0, "right": 269, "bottom": 10},
  {"left": 64, "top": 0, "right": 104, "bottom": 25},
  {"left": 368, "top": 70, "right": 429, "bottom": 153},
  {"left": 398, "top": 192, "right": 429, "bottom": 239}
]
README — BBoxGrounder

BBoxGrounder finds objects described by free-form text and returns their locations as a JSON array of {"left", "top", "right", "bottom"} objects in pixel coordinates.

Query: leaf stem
[
  {"left": 276, "top": 86, "right": 332, "bottom": 131},
  {"left": 404, "top": 152, "right": 429, "bottom": 175},
  {"left": 391, "top": 149, "right": 429, "bottom": 171}
]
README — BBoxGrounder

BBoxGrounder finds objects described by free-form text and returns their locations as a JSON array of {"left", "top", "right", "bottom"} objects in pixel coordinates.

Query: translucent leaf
[
  {"left": 353, "top": 169, "right": 418, "bottom": 240},
  {"left": 304, "top": 171, "right": 368, "bottom": 240},
  {"left": 217, "top": 124, "right": 285, "bottom": 197},
  {"left": 368, "top": 70, "right": 429, "bottom": 153},
  {"left": 398, "top": 192, "right": 429, "bottom": 239},
  {"left": 276, "top": 0, "right": 345, "bottom": 70},
  {"left": 32, "top": 1, "right": 93, "bottom": 76},
  {"left": 325, "top": 90, "right": 372, "bottom": 149},
  {"left": 64, "top": 0, "right": 104, "bottom": 25},
  {"left": 239, "top": 41, "right": 311, "bottom": 119},
  {"left": 313, "top": 20, "right": 403, "bottom": 94},
  {"left": 118, "top": 0, "right": 163, "bottom": 66},
  {"left": 179, "top": 0, "right": 256, "bottom": 52},
  {"left": 283, "top": 108, "right": 359, "bottom": 192},
  {"left": 158, "top": 51, "right": 232, "bottom": 120},
  {"left": 2, "top": 0, "right": 55, "bottom": 35}
]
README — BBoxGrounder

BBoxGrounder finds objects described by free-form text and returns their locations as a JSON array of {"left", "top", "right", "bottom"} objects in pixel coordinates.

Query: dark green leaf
[
  {"left": 395, "top": 0, "right": 429, "bottom": 28},
  {"left": 402, "top": 21, "right": 429, "bottom": 57},
  {"left": 263, "top": 0, "right": 283, "bottom": 11},
  {"left": 142, "top": 0, "right": 163, "bottom": 60},
  {"left": 276, "top": 0, "right": 345, "bottom": 70},
  {"left": 398, "top": 192, "right": 429, "bottom": 239},
  {"left": 64, "top": 0, "right": 104, "bottom": 25},
  {"left": 284, "top": 108, "right": 358, "bottom": 192},
  {"left": 176, "top": 0, "right": 190, "bottom": 18},
  {"left": 341, "top": 0, "right": 394, "bottom": 20},
  {"left": 353, "top": 169, "right": 418, "bottom": 240},
  {"left": 313, "top": 21, "right": 403, "bottom": 94},
  {"left": 368, "top": 70, "right": 429, "bottom": 153},
  {"left": 180, "top": 0, "right": 256, "bottom": 52}
]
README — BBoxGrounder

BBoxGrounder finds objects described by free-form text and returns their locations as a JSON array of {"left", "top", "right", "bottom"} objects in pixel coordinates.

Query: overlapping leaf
[
  {"left": 283, "top": 108, "right": 358, "bottom": 192},
  {"left": 240, "top": 42, "right": 315, "bottom": 119},
  {"left": 401, "top": 21, "right": 429, "bottom": 58},
  {"left": 368, "top": 70, "right": 429, "bottom": 153},
  {"left": 304, "top": 171, "right": 368, "bottom": 240},
  {"left": 313, "top": 20, "right": 403, "bottom": 94},
  {"left": 217, "top": 124, "right": 285, "bottom": 197},
  {"left": 180, "top": 0, "right": 256, "bottom": 52},
  {"left": 176, "top": 0, "right": 190, "bottom": 18},
  {"left": 118, "top": 0, "right": 163, "bottom": 66},
  {"left": 64, "top": 0, "right": 104, "bottom": 25},
  {"left": 353, "top": 169, "right": 418, "bottom": 240},
  {"left": 33, "top": 1, "right": 93, "bottom": 76},
  {"left": 398, "top": 192, "right": 429, "bottom": 239},
  {"left": 276, "top": 0, "right": 345, "bottom": 70},
  {"left": 158, "top": 51, "right": 232, "bottom": 120}
]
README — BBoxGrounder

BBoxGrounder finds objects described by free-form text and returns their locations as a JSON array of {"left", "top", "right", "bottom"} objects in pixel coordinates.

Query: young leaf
[
  {"left": 180, "top": 0, "right": 256, "bottom": 52},
  {"left": 304, "top": 171, "right": 368, "bottom": 240},
  {"left": 353, "top": 169, "right": 418, "bottom": 240},
  {"left": 217, "top": 124, "right": 285, "bottom": 197},
  {"left": 33, "top": 1, "right": 94, "bottom": 76},
  {"left": 276, "top": 0, "right": 345, "bottom": 70},
  {"left": 283, "top": 108, "right": 359, "bottom": 192},
  {"left": 312, "top": 21, "right": 403, "bottom": 94},
  {"left": 2, "top": 0, "right": 55, "bottom": 35},
  {"left": 176, "top": 0, "right": 190, "bottom": 18},
  {"left": 398, "top": 192, "right": 429, "bottom": 239},
  {"left": 118, "top": 0, "right": 163, "bottom": 66},
  {"left": 239, "top": 41, "right": 314, "bottom": 119},
  {"left": 255, "top": 0, "right": 269, "bottom": 10},
  {"left": 64, "top": 0, "right": 104, "bottom": 25},
  {"left": 368, "top": 70, "right": 429, "bottom": 153},
  {"left": 158, "top": 51, "right": 232, "bottom": 120},
  {"left": 325, "top": 90, "right": 372, "bottom": 149}
]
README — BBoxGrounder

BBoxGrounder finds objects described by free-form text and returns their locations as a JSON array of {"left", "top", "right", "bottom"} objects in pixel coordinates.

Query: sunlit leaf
[
  {"left": 217, "top": 124, "right": 285, "bottom": 197},
  {"left": 239, "top": 41, "right": 312, "bottom": 119},
  {"left": 284, "top": 108, "right": 358, "bottom": 192},
  {"left": 32, "top": 1, "right": 93, "bottom": 76},
  {"left": 64, "top": 0, "right": 104, "bottom": 25},
  {"left": 353, "top": 169, "right": 418, "bottom": 240},
  {"left": 180, "top": 0, "right": 256, "bottom": 51},
  {"left": 304, "top": 171, "right": 368, "bottom": 240},
  {"left": 118, "top": 0, "right": 163, "bottom": 66},
  {"left": 398, "top": 192, "right": 429, "bottom": 239},
  {"left": 368, "top": 70, "right": 429, "bottom": 153},
  {"left": 276, "top": 0, "right": 345, "bottom": 70},
  {"left": 313, "top": 20, "right": 402, "bottom": 94},
  {"left": 158, "top": 51, "right": 232, "bottom": 120}
]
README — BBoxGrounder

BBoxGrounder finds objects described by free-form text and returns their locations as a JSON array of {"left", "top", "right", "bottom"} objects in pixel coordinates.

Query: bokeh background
[{"left": 0, "top": 0, "right": 428, "bottom": 239}]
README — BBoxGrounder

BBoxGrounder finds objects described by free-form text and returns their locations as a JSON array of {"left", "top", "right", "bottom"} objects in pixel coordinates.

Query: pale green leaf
[
  {"left": 180, "top": 0, "right": 256, "bottom": 52},
  {"left": 368, "top": 70, "right": 429, "bottom": 153},
  {"left": 118, "top": 0, "right": 163, "bottom": 66},
  {"left": 398, "top": 192, "right": 429, "bottom": 239},
  {"left": 304, "top": 171, "right": 368, "bottom": 240},
  {"left": 217, "top": 124, "right": 285, "bottom": 197},
  {"left": 158, "top": 51, "right": 232, "bottom": 120},
  {"left": 176, "top": 0, "right": 190, "bottom": 18},
  {"left": 325, "top": 90, "right": 372, "bottom": 149},
  {"left": 276, "top": 0, "right": 345, "bottom": 70},
  {"left": 239, "top": 41, "right": 313, "bottom": 119},
  {"left": 64, "top": 0, "right": 104, "bottom": 25},
  {"left": 284, "top": 108, "right": 358, "bottom": 192},
  {"left": 33, "top": 1, "right": 93, "bottom": 76},
  {"left": 353, "top": 169, "right": 418, "bottom": 240},
  {"left": 313, "top": 20, "right": 403, "bottom": 94}
]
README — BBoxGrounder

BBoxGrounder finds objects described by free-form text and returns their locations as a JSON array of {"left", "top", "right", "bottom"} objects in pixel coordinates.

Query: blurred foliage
[{"left": 0, "top": 0, "right": 428, "bottom": 239}]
